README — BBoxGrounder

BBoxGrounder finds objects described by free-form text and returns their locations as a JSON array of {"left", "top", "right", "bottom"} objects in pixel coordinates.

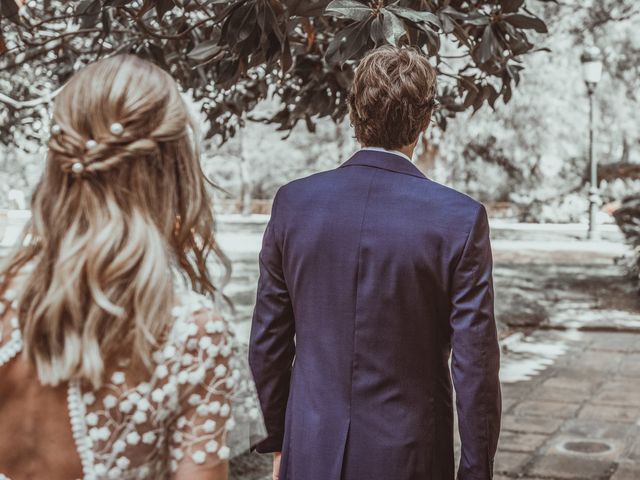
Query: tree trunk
[{"left": 236, "top": 124, "right": 253, "bottom": 216}]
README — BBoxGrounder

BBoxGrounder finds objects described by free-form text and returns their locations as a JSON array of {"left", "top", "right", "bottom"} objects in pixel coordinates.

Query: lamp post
[{"left": 580, "top": 46, "right": 603, "bottom": 240}]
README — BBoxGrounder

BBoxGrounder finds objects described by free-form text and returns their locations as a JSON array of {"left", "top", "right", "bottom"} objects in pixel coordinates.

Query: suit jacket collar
[{"left": 340, "top": 149, "right": 427, "bottom": 180}]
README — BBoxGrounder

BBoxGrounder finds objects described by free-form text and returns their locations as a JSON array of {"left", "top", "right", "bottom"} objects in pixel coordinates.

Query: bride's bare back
[
  {"left": 0, "top": 276, "right": 237, "bottom": 480},
  {"left": 0, "top": 352, "right": 82, "bottom": 479}
]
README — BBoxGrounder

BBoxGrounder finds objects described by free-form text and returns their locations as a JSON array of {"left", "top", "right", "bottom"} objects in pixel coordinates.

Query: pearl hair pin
[
  {"left": 110, "top": 122, "right": 124, "bottom": 136},
  {"left": 51, "top": 124, "right": 61, "bottom": 135},
  {"left": 71, "top": 162, "right": 85, "bottom": 174},
  {"left": 85, "top": 139, "right": 98, "bottom": 150}
]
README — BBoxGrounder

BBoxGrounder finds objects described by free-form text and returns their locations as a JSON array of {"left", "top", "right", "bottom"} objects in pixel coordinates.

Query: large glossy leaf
[
  {"left": 76, "top": 0, "right": 102, "bottom": 28},
  {"left": 187, "top": 40, "right": 224, "bottom": 62},
  {"left": 382, "top": 11, "right": 406, "bottom": 46},
  {"left": 370, "top": 15, "right": 384, "bottom": 45},
  {"left": 466, "top": 14, "right": 490, "bottom": 26},
  {"left": 325, "top": 0, "right": 372, "bottom": 22},
  {"left": 503, "top": 14, "right": 548, "bottom": 33},
  {"left": 385, "top": 5, "right": 440, "bottom": 29},
  {"left": 478, "top": 25, "right": 497, "bottom": 64},
  {"left": 227, "top": 3, "right": 257, "bottom": 44},
  {"left": 326, "top": 17, "right": 372, "bottom": 65},
  {"left": 156, "top": 0, "right": 175, "bottom": 19},
  {"left": 499, "top": 0, "right": 525, "bottom": 14},
  {"left": 262, "top": 1, "right": 286, "bottom": 45},
  {"left": 0, "top": 0, "right": 19, "bottom": 23},
  {"left": 438, "top": 6, "right": 468, "bottom": 21},
  {"left": 439, "top": 13, "right": 456, "bottom": 34},
  {"left": 341, "top": 18, "right": 372, "bottom": 62}
]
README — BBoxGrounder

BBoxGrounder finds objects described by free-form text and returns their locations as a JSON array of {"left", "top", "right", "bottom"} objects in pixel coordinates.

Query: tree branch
[{"left": 0, "top": 86, "right": 63, "bottom": 109}]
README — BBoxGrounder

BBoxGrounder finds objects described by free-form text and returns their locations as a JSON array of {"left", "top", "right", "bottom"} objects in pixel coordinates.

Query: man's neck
[
  {"left": 362, "top": 144, "right": 416, "bottom": 162},
  {"left": 396, "top": 144, "right": 415, "bottom": 159}
]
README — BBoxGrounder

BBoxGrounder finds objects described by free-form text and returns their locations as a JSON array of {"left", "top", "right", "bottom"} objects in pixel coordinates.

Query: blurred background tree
[{"left": 435, "top": 0, "right": 640, "bottom": 222}]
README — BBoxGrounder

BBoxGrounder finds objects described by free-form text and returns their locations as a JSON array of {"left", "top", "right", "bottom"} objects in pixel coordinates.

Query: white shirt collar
[{"left": 359, "top": 146, "right": 413, "bottom": 163}]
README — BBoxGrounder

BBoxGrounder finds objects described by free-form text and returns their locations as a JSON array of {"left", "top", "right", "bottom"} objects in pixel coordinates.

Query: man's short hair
[{"left": 348, "top": 46, "right": 437, "bottom": 150}]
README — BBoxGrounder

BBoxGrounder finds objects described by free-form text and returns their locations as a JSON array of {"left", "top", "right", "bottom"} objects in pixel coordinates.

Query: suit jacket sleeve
[
  {"left": 450, "top": 204, "right": 501, "bottom": 480},
  {"left": 249, "top": 190, "right": 296, "bottom": 454}
]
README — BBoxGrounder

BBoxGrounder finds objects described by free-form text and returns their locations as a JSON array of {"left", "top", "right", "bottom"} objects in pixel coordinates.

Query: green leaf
[
  {"left": 370, "top": 15, "right": 384, "bottom": 44},
  {"left": 76, "top": 0, "right": 102, "bottom": 28},
  {"left": 382, "top": 11, "right": 406, "bottom": 46},
  {"left": 262, "top": 1, "right": 286, "bottom": 45},
  {"left": 439, "top": 7, "right": 488, "bottom": 26},
  {"left": 325, "top": 17, "right": 372, "bottom": 65},
  {"left": 502, "top": 81, "right": 513, "bottom": 103},
  {"left": 156, "top": 0, "right": 175, "bottom": 20},
  {"left": 499, "top": 0, "right": 525, "bottom": 14},
  {"left": 503, "top": 14, "right": 548, "bottom": 33},
  {"left": 439, "top": 13, "right": 456, "bottom": 34},
  {"left": 385, "top": 5, "right": 440, "bottom": 29},
  {"left": 482, "top": 84, "right": 499, "bottom": 108},
  {"left": 478, "top": 25, "right": 497, "bottom": 64},
  {"left": 228, "top": 2, "right": 257, "bottom": 44},
  {"left": 0, "top": 0, "right": 20, "bottom": 24},
  {"left": 466, "top": 15, "right": 490, "bottom": 26},
  {"left": 280, "top": 36, "right": 293, "bottom": 72},
  {"left": 325, "top": 0, "right": 372, "bottom": 22},
  {"left": 187, "top": 40, "right": 224, "bottom": 62},
  {"left": 342, "top": 18, "right": 372, "bottom": 61},
  {"left": 423, "top": 28, "right": 440, "bottom": 56},
  {"left": 438, "top": 6, "right": 469, "bottom": 21},
  {"left": 463, "top": 88, "right": 477, "bottom": 109}
]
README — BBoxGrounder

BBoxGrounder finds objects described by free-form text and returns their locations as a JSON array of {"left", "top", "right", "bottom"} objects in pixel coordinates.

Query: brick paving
[{"left": 494, "top": 330, "right": 640, "bottom": 480}]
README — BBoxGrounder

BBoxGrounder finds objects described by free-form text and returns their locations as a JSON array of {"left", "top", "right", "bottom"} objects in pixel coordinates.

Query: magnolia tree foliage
[
  {"left": 0, "top": 0, "right": 550, "bottom": 144},
  {"left": 432, "top": 0, "right": 640, "bottom": 220}
]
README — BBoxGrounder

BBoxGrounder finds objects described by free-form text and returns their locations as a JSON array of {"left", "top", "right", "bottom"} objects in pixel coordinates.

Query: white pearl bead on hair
[
  {"left": 85, "top": 139, "right": 98, "bottom": 150},
  {"left": 51, "top": 124, "right": 61, "bottom": 135},
  {"left": 71, "top": 162, "right": 85, "bottom": 174},
  {"left": 110, "top": 122, "right": 124, "bottom": 136}
]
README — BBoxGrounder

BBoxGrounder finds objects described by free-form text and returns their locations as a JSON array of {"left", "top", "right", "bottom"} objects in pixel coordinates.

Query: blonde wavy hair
[{"left": 0, "top": 54, "right": 228, "bottom": 388}]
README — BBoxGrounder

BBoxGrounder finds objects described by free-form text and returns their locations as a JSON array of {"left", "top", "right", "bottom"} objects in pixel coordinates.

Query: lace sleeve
[
  {"left": 168, "top": 304, "right": 266, "bottom": 476},
  {"left": 168, "top": 308, "right": 235, "bottom": 474}
]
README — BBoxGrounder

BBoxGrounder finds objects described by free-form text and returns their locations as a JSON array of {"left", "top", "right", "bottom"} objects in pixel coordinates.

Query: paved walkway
[{"left": 495, "top": 329, "right": 640, "bottom": 480}]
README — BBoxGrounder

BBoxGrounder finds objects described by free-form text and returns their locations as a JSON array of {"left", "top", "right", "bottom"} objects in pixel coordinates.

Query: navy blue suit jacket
[{"left": 249, "top": 150, "right": 501, "bottom": 480}]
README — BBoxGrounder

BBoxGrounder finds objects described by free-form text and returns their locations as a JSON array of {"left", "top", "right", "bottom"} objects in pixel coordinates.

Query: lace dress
[{"left": 0, "top": 274, "right": 264, "bottom": 480}]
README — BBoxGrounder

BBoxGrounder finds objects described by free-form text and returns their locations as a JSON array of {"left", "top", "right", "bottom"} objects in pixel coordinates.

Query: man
[{"left": 249, "top": 45, "right": 501, "bottom": 480}]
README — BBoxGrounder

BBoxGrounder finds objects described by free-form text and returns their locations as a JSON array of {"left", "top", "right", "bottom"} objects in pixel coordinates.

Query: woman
[{"left": 0, "top": 55, "right": 262, "bottom": 479}]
